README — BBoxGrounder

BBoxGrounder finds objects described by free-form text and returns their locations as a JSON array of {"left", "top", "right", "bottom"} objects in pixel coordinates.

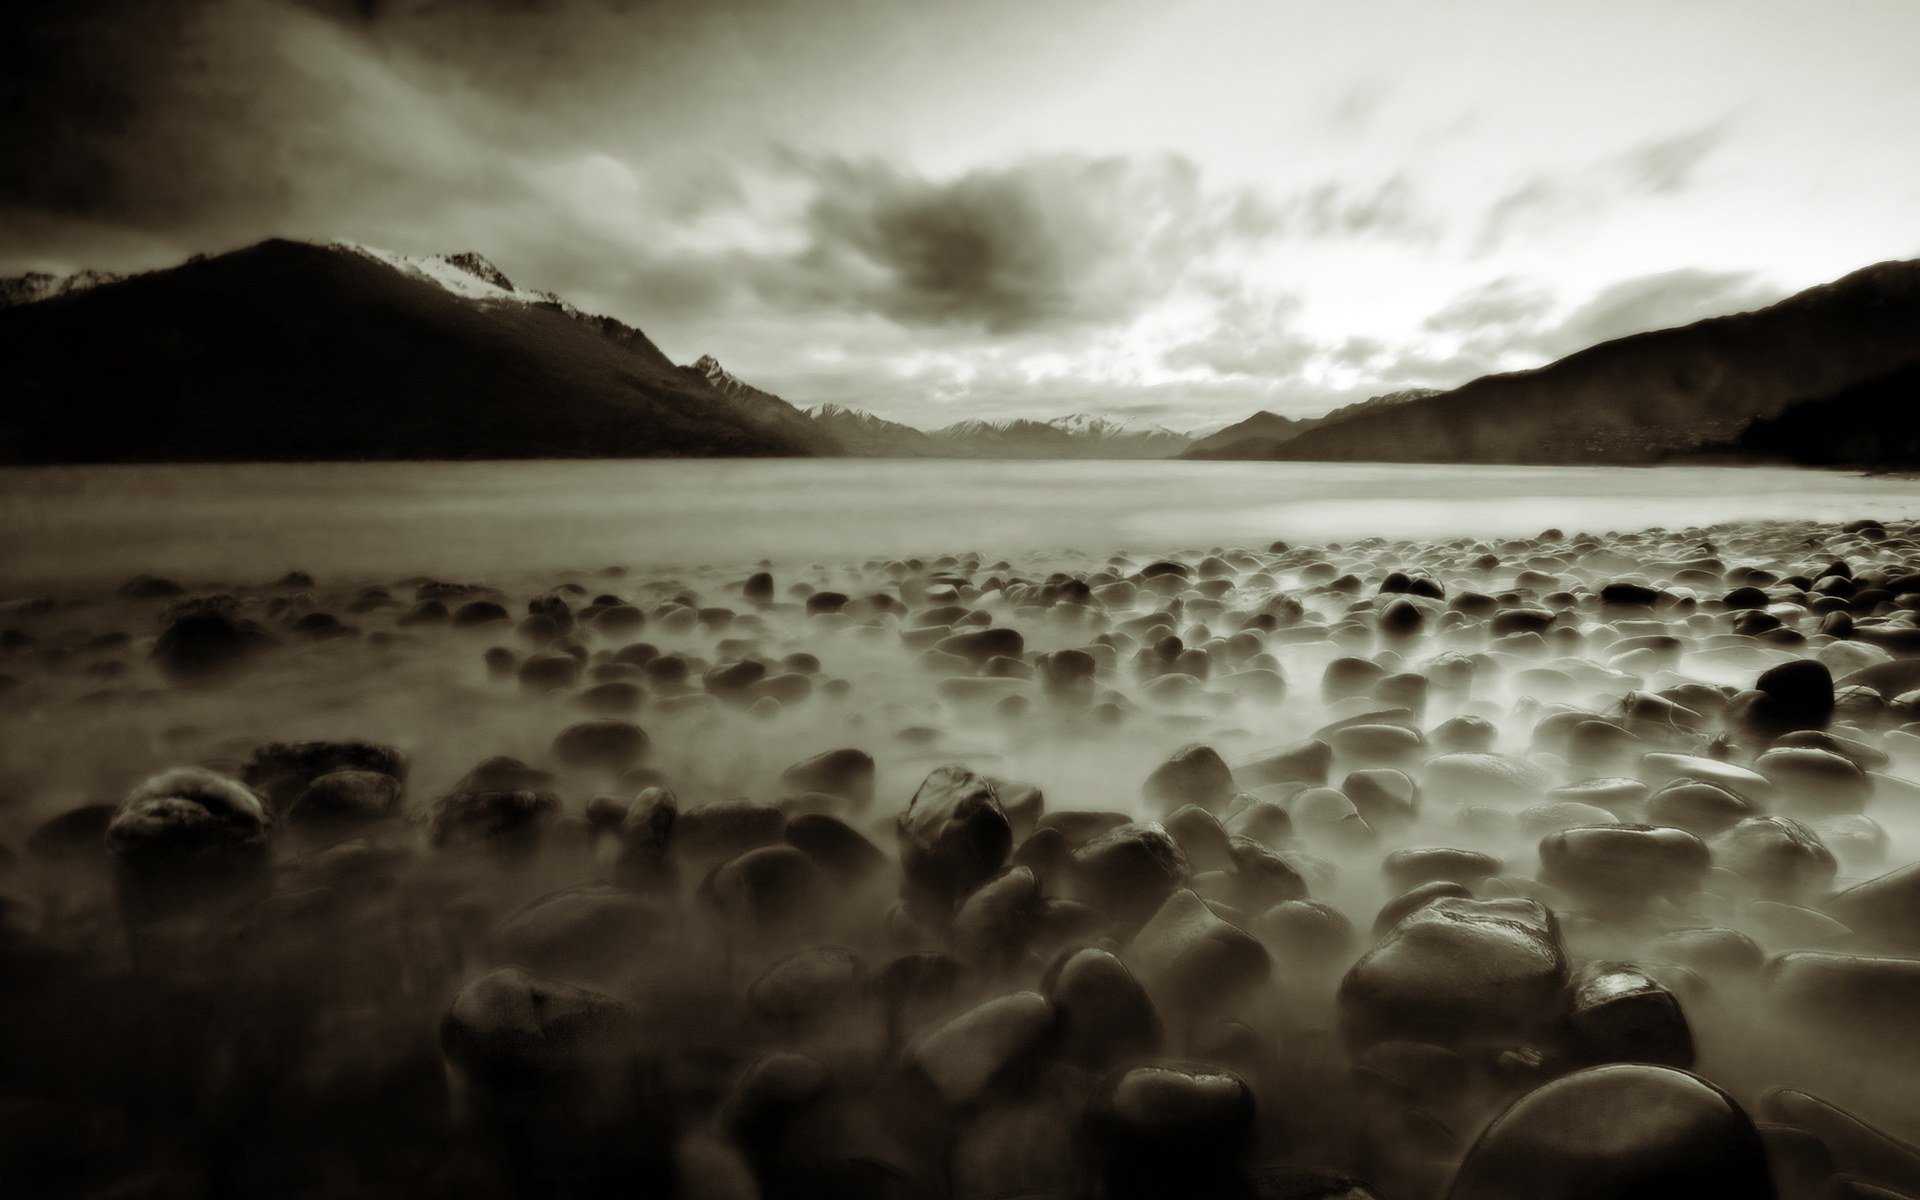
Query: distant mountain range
[{"left": 4, "top": 240, "right": 1917, "bottom": 466}]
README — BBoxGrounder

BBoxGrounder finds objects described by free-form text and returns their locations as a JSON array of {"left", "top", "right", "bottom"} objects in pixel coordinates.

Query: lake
[{"left": 2, "top": 459, "right": 1917, "bottom": 588}]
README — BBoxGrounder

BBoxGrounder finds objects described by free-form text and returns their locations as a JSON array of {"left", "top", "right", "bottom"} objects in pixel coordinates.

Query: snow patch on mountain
[{"left": 330, "top": 242, "right": 562, "bottom": 308}]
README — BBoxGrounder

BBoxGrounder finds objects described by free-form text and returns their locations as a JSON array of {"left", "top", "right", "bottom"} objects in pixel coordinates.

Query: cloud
[
  {"left": 755, "top": 153, "right": 1272, "bottom": 333},
  {"left": 1541, "top": 266, "right": 1784, "bottom": 355},
  {"left": 1475, "top": 122, "right": 1730, "bottom": 251}
]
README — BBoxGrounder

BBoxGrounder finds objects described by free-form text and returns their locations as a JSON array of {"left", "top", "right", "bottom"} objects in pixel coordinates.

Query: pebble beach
[{"left": 6, "top": 516, "right": 1920, "bottom": 1198}]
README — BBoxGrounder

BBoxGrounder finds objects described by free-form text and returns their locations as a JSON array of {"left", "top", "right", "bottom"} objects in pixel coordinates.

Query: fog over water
[{"left": 3, "top": 460, "right": 1916, "bottom": 588}]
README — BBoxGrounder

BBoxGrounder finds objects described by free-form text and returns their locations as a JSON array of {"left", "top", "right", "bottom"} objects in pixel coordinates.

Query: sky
[{"left": 4, "top": 0, "right": 1919, "bottom": 431}]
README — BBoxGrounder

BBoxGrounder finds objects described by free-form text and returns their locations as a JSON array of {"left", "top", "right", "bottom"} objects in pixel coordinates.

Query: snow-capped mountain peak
[
  {"left": 1044, "top": 412, "right": 1181, "bottom": 440},
  {"left": 329, "top": 242, "right": 564, "bottom": 308}
]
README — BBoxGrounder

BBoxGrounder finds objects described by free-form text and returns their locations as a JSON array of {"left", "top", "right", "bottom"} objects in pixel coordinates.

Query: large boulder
[
  {"left": 1562, "top": 961, "right": 1694, "bottom": 1068},
  {"left": 1142, "top": 744, "right": 1236, "bottom": 814},
  {"left": 106, "top": 767, "right": 274, "bottom": 918},
  {"left": 904, "top": 991, "right": 1055, "bottom": 1108},
  {"left": 1081, "top": 1063, "right": 1256, "bottom": 1200},
  {"left": 897, "top": 767, "right": 1013, "bottom": 924},
  {"left": 1127, "top": 889, "right": 1270, "bottom": 1017},
  {"left": 241, "top": 739, "right": 406, "bottom": 811},
  {"left": 1537, "top": 824, "right": 1710, "bottom": 908},
  {"left": 779, "top": 748, "right": 876, "bottom": 810},
  {"left": 1444, "top": 1065, "right": 1772, "bottom": 1199},
  {"left": 1340, "top": 896, "right": 1569, "bottom": 1050}
]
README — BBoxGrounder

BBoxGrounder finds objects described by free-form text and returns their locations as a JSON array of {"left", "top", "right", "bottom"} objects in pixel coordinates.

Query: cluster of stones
[{"left": 4, "top": 517, "right": 1920, "bottom": 1197}]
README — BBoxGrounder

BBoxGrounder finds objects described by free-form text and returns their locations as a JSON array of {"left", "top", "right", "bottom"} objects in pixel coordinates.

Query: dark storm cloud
[
  {"left": 1475, "top": 123, "right": 1729, "bottom": 251},
  {"left": 761, "top": 154, "right": 1267, "bottom": 333}
]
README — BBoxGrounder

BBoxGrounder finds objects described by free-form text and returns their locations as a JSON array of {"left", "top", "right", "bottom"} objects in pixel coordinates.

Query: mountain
[
  {"left": 1183, "top": 389, "right": 1440, "bottom": 459},
  {"left": 679, "top": 354, "right": 842, "bottom": 455},
  {"left": 1, "top": 268, "right": 121, "bottom": 309},
  {"left": 0, "top": 240, "right": 834, "bottom": 463},
  {"left": 924, "top": 413, "right": 1191, "bottom": 459},
  {"left": 1252, "top": 261, "right": 1920, "bottom": 464},
  {"left": 1698, "top": 360, "right": 1920, "bottom": 467},
  {"left": 807, "top": 403, "right": 940, "bottom": 456}
]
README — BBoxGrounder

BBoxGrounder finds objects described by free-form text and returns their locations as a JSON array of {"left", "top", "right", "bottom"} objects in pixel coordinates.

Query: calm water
[{"left": 2, "top": 459, "right": 1917, "bottom": 588}]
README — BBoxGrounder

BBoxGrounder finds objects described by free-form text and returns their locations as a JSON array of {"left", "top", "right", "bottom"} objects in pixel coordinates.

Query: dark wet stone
[
  {"left": 936, "top": 627, "right": 1025, "bottom": 663},
  {"left": 1128, "top": 889, "right": 1270, "bottom": 1016},
  {"left": 427, "top": 789, "right": 559, "bottom": 855},
  {"left": 25, "top": 803, "right": 114, "bottom": 864},
  {"left": 1355, "top": 1040, "right": 1470, "bottom": 1106},
  {"left": 1645, "top": 780, "right": 1759, "bottom": 838},
  {"left": 905, "top": 991, "right": 1054, "bottom": 1108},
  {"left": 576, "top": 680, "right": 644, "bottom": 715},
  {"left": 1163, "top": 804, "right": 1234, "bottom": 873},
  {"left": 1444, "top": 1065, "right": 1771, "bottom": 1200},
  {"left": 1225, "top": 835, "right": 1311, "bottom": 909},
  {"left": 897, "top": 766, "right": 1012, "bottom": 924},
  {"left": 1645, "top": 927, "right": 1766, "bottom": 978},
  {"left": 702, "top": 845, "right": 829, "bottom": 941},
  {"left": 1751, "top": 658, "right": 1836, "bottom": 733},
  {"left": 399, "top": 599, "right": 449, "bottom": 625},
  {"left": 453, "top": 599, "right": 511, "bottom": 625},
  {"left": 1537, "top": 824, "right": 1710, "bottom": 908},
  {"left": 106, "top": 767, "right": 274, "bottom": 917},
  {"left": 1236, "top": 738, "right": 1334, "bottom": 787},
  {"left": 780, "top": 748, "right": 876, "bottom": 810},
  {"left": 151, "top": 607, "right": 276, "bottom": 682},
  {"left": 1341, "top": 897, "right": 1568, "bottom": 1049},
  {"left": 1383, "top": 847, "right": 1502, "bottom": 892},
  {"left": 675, "top": 799, "right": 787, "bottom": 868},
  {"left": 518, "top": 652, "right": 581, "bottom": 691},
  {"left": 950, "top": 865, "right": 1043, "bottom": 970},
  {"left": 1069, "top": 821, "right": 1191, "bottom": 927},
  {"left": 1767, "top": 951, "right": 1920, "bottom": 1055},
  {"left": 1254, "top": 899, "right": 1356, "bottom": 966},
  {"left": 1756, "top": 747, "right": 1872, "bottom": 816},
  {"left": 1714, "top": 816, "right": 1837, "bottom": 902},
  {"left": 1431, "top": 714, "right": 1499, "bottom": 754},
  {"left": 610, "top": 788, "right": 678, "bottom": 892},
  {"left": 1759, "top": 1088, "right": 1920, "bottom": 1198},
  {"left": 1142, "top": 743, "right": 1236, "bottom": 814},
  {"left": 493, "top": 887, "right": 672, "bottom": 981},
  {"left": 119, "top": 574, "right": 184, "bottom": 599},
  {"left": 1563, "top": 961, "right": 1694, "bottom": 1068},
  {"left": 749, "top": 945, "right": 866, "bottom": 1025},
  {"left": 1082, "top": 1062, "right": 1255, "bottom": 1199},
  {"left": 241, "top": 739, "right": 405, "bottom": 811},
  {"left": 1044, "top": 947, "right": 1161, "bottom": 1070},
  {"left": 703, "top": 659, "right": 767, "bottom": 698},
  {"left": 1823, "top": 862, "right": 1920, "bottom": 953},
  {"left": 784, "top": 812, "right": 886, "bottom": 884},
  {"left": 551, "top": 718, "right": 650, "bottom": 771},
  {"left": 285, "top": 769, "right": 401, "bottom": 828},
  {"left": 1344, "top": 768, "right": 1419, "bottom": 828},
  {"left": 455, "top": 755, "right": 554, "bottom": 793},
  {"left": 1372, "top": 880, "right": 1474, "bottom": 937}
]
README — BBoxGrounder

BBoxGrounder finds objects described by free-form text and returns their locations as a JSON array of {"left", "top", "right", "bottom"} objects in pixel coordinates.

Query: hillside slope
[
  {"left": 0, "top": 240, "right": 831, "bottom": 463},
  {"left": 1262, "top": 261, "right": 1920, "bottom": 464}
]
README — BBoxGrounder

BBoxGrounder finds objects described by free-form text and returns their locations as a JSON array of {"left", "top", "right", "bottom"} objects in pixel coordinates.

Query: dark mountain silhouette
[
  {"left": 1246, "top": 260, "right": 1920, "bottom": 464},
  {"left": 0, "top": 240, "right": 835, "bottom": 463},
  {"left": 1700, "top": 360, "right": 1920, "bottom": 467},
  {"left": 1184, "top": 389, "right": 1440, "bottom": 459}
]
